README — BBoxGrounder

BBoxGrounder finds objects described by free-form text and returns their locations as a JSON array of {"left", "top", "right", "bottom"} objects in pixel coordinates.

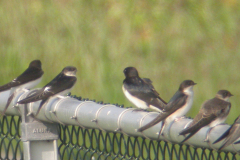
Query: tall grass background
[{"left": 0, "top": 1, "right": 239, "bottom": 127}]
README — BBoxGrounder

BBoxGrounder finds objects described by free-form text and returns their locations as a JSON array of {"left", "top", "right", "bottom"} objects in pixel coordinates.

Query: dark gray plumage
[
  {"left": 0, "top": 60, "right": 44, "bottom": 115},
  {"left": 18, "top": 66, "right": 77, "bottom": 117},
  {"left": 213, "top": 115, "right": 240, "bottom": 150},
  {"left": 122, "top": 67, "right": 167, "bottom": 112},
  {"left": 179, "top": 90, "right": 233, "bottom": 143},
  {"left": 138, "top": 80, "right": 196, "bottom": 132}
]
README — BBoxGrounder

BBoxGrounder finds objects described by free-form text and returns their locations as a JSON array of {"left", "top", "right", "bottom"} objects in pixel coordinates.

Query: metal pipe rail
[{"left": 0, "top": 89, "right": 239, "bottom": 154}]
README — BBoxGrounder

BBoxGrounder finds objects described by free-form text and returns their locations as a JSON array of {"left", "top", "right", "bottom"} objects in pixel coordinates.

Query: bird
[
  {"left": 212, "top": 115, "right": 240, "bottom": 150},
  {"left": 122, "top": 67, "right": 167, "bottom": 112},
  {"left": 179, "top": 90, "right": 233, "bottom": 143},
  {"left": 137, "top": 80, "right": 196, "bottom": 135},
  {"left": 0, "top": 60, "right": 44, "bottom": 115},
  {"left": 17, "top": 66, "right": 77, "bottom": 117}
]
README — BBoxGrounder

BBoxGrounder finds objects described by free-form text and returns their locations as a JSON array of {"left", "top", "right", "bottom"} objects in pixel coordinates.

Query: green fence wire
[
  {"left": 0, "top": 116, "right": 23, "bottom": 160},
  {"left": 0, "top": 115, "right": 238, "bottom": 160}
]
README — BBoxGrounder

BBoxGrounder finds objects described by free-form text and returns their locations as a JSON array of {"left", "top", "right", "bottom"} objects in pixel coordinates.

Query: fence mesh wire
[
  {"left": 0, "top": 115, "right": 238, "bottom": 160},
  {"left": 0, "top": 116, "right": 23, "bottom": 160}
]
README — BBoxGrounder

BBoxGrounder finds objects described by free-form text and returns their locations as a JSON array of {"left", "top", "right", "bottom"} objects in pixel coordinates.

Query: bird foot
[
  {"left": 115, "top": 128, "right": 122, "bottom": 132},
  {"left": 175, "top": 116, "right": 185, "bottom": 122},
  {"left": 12, "top": 104, "right": 19, "bottom": 108},
  {"left": 159, "top": 132, "right": 164, "bottom": 136},
  {"left": 57, "top": 95, "right": 65, "bottom": 99},
  {"left": 132, "top": 108, "right": 145, "bottom": 112},
  {"left": 204, "top": 137, "right": 210, "bottom": 142},
  {"left": 21, "top": 88, "right": 29, "bottom": 92},
  {"left": 27, "top": 112, "right": 33, "bottom": 116},
  {"left": 204, "top": 127, "right": 213, "bottom": 143},
  {"left": 157, "top": 124, "right": 165, "bottom": 139}
]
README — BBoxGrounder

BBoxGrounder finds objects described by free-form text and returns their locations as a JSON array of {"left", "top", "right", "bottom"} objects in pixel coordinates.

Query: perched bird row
[
  {"left": 0, "top": 60, "right": 77, "bottom": 117},
  {"left": 122, "top": 67, "right": 236, "bottom": 150},
  {"left": 0, "top": 61, "right": 238, "bottom": 150}
]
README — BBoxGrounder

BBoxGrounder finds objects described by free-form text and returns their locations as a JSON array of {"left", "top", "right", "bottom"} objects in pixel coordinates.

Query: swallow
[
  {"left": 0, "top": 60, "right": 44, "bottom": 115},
  {"left": 137, "top": 80, "right": 196, "bottom": 134},
  {"left": 17, "top": 66, "right": 77, "bottom": 117},
  {"left": 212, "top": 115, "right": 240, "bottom": 150},
  {"left": 122, "top": 67, "right": 167, "bottom": 112},
  {"left": 179, "top": 90, "right": 233, "bottom": 143}
]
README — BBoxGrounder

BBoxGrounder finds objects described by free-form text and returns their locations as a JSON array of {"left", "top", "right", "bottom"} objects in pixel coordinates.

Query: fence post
[{"left": 20, "top": 91, "right": 59, "bottom": 160}]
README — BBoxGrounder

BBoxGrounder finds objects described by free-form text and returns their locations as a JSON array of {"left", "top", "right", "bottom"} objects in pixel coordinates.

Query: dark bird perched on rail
[
  {"left": 17, "top": 66, "right": 77, "bottom": 117},
  {"left": 179, "top": 90, "right": 233, "bottom": 143},
  {"left": 138, "top": 80, "right": 196, "bottom": 135},
  {"left": 213, "top": 115, "right": 240, "bottom": 150},
  {"left": 0, "top": 60, "right": 44, "bottom": 115},
  {"left": 122, "top": 67, "right": 167, "bottom": 112}
]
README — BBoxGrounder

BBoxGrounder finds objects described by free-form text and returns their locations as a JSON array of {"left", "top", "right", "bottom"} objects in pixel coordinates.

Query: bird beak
[{"left": 194, "top": 83, "right": 197, "bottom": 85}]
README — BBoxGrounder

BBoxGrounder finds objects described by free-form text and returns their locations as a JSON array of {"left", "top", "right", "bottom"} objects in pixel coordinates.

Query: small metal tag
[{"left": 21, "top": 121, "right": 59, "bottom": 141}]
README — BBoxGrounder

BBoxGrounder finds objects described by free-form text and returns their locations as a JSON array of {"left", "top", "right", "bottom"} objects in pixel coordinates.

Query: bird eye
[{"left": 220, "top": 109, "right": 225, "bottom": 113}]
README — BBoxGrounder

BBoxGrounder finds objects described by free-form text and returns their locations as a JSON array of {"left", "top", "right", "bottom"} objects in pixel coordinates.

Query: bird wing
[
  {"left": 0, "top": 80, "right": 21, "bottom": 92},
  {"left": 139, "top": 78, "right": 160, "bottom": 98},
  {"left": 17, "top": 88, "right": 53, "bottom": 104},
  {"left": 18, "top": 74, "right": 76, "bottom": 104},
  {"left": 142, "top": 78, "right": 152, "bottom": 84},
  {"left": 179, "top": 112, "right": 216, "bottom": 143},
  {"left": 1, "top": 93, "right": 15, "bottom": 115},
  {"left": 45, "top": 74, "right": 77, "bottom": 94},
  {"left": 212, "top": 126, "right": 232, "bottom": 145},
  {"left": 179, "top": 98, "right": 231, "bottom": 143},
  {"left": 213, "top": 116, "right": 240, "bottom": 150},
  {"left": 137, "top": 93, "right": 187, "bottom": 132},
  {"left": 142, "top": 78, "right": 167, "bottom": 107},
  {"left": 205, "top": 98, "right": 231, "bottom": 116},
  {"left": 124, "top": 78, "right": 167, "bottom": 110},
  {"left": 0, "top": 66, "right": 43, "bottom": 91},
  {"left": 13, "top": 66, "right": 43, "bottom": 85},
  {"left": 163, "top": 92, "right": 187, "bottom": 112},
  {"left": 218, "top": 123, "right": 240, "bottom": 150}
]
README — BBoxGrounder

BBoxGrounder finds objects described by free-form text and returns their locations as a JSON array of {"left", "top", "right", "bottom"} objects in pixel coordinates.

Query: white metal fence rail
[{"left": 0, "top": 88, "right": 239, "bottom": 159}]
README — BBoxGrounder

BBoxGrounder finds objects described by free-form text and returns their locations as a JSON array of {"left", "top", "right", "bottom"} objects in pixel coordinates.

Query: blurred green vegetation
[{"left": 0, "top": 0, "right": 240, "bottom": 124}]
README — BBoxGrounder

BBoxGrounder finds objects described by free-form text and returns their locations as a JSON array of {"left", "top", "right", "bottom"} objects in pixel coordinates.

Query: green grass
[
  {"left": 0, "top": 0, "right": 240, "bottom": 122},
  {"left": 0, "top": 0, "right": 240, "bottom": 158}
]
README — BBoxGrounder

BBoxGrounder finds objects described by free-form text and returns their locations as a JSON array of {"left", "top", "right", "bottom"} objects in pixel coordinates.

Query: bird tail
[
  {"left": 2, "top": 93, "right": 15, "bottom": 115},
  {"left": 150, "top": 98, "right": 167, "bottom": 111},
  {"left": 34, "top": 99, "right": 48, "bottom": 117},
  {"left": 137, "top": 112, "right": 169, "bottom": 132},
  {"left": 212, "top": 128, "right": 231, "bottom": 144},
  {"left": 180, "top": 130, "right": 198, "bottom": 143},
  {"left": 17, "top": 89, "right": 42, "bottom": 104},
  {"left": 0, "top": 82, "right": 13, "bottom": 92},
  {"left": 218, "top": 135, "right": 237, "bottom": 151},
  {"left": 179, "top": 126, "right": 192, "bottom": 135},
  {"left": 179, "top": 123, "right": 201, "bottom": 143}
]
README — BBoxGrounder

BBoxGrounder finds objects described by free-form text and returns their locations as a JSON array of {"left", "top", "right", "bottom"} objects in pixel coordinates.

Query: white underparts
[
  {"left": 13, "top": 77, "right": 42, "bottom": 93},
  {"left": 166, "top": 86, "right": 194, "bottom": 123},
  {"left": 122, "top": 85, "right": 148, "bottom": 110}
]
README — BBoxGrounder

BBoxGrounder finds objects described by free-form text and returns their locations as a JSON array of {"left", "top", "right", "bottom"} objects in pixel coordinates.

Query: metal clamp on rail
[
  {"left": 115, "top": 108, "right": 135, "bottom": 136},
  {"left": 49, "top": 96, "right": 73, "bottom": 125},
  {"left": 70, "top": 101, "right": 93, "bottom": 128},
  {"left": 138, "top": 112, "right": 161, "bottom": 140},
  {"left": 91, "top": 104, "right": 114, "bottom": 132}
]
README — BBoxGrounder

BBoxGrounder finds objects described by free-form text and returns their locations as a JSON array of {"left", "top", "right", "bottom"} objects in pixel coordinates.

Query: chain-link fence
[
  {"left": 58, "top": 124, "right": 237, "bottom": 160},
  {"left": 0, "top": 116, "right": 23, "bottom": 160},
  {"left": 0, "top": 115, "right": 238, "bottom": 160}
]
